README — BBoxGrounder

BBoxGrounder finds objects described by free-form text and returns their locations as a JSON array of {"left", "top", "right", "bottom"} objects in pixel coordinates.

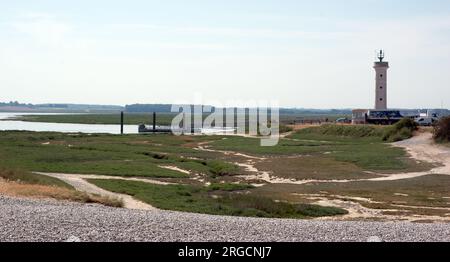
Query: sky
[{"left": 1, "top": 0, "right": 450, "bottom": 109}]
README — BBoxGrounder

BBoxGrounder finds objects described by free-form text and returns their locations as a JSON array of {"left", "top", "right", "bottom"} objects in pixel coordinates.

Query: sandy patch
[
  {"left": 294, "top": 193, "right": 450, "bottom": 222},
  {"left": 158, "top": 165, "right": 191, "bottom": 175},
  {"left": 195, "top": 142, "right": 266, "bottom": 160}
]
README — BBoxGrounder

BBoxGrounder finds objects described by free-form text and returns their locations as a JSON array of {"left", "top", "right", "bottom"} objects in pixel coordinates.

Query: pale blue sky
[{"left": 1, "top": 0, "right": 450, "bottom": 108}]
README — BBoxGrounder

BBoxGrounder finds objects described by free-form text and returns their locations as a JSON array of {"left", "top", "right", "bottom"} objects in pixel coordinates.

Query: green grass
[
  {"left": 210, "top": 126, "right": 423, "bottom": 172},
  {"left": 293, "top": 124, "right": 385, "bottom": 140},
  {"left": 88, "top": 179, "right": 348, "bottom": 218},
  {"left": 210, "top": 136, "right": 335, "bottom": 155},
  {"left": 207, "top": 183, "right": 254, "bottom": 191},
  {"left": 0, "top": 131, "right": 239, "bottom": 178},
  {"left": 291, "top": 120, "right": 418, "bottom": 143},
  {"left": 206, "top": 160, "right": 240, "bottom": 176},
  {"left": 0, "top": 128, "right": 428, "bottom": 183}
]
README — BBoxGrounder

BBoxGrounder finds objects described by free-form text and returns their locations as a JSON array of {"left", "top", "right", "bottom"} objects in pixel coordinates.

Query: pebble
[{"left": 1, "top": 196, "right": 449, "bottom": 242}]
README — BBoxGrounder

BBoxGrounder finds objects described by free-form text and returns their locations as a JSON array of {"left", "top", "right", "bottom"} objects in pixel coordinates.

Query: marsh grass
[
  {"left": 211, "top": 125, "right": 420, "bottom": 172},
  {"left": 88, "top": 179, "right": 347, "bottom": 218},
  {"left": 0, "top": 131, "right": 234, "bottom": 178}
]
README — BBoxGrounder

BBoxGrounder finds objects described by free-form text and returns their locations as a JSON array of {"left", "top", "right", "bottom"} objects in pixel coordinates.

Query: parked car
[
  {"left": 414, "top": 117, "right": 438, "bottom": 126},
  {"left": 336, "top": 118, "right": 351, "bottom": 124}
]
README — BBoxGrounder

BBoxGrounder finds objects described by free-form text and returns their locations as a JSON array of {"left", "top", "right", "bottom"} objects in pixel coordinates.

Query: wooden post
[
  {"left": 153, "top": 112, "right": 156, "bottom": 132},
  {"left": 120, "top": 111, "right": 124, "bottom": 135}
]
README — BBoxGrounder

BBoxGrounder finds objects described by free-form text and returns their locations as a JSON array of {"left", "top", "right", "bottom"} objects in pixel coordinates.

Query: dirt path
[
  {"left": 195, "top": 141, "right": 266, "bottom": 160},
  {"left": 158, "top": 166, "right": 191, "bottom": 175},
  {"left": 34, "top": 172, "right": 157, "bottom": 211},
  {"left": 393, "top": 132, "right": 450, "bottom": 176}
]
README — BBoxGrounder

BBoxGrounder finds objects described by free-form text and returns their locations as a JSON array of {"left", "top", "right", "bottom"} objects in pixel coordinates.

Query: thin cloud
[
  {"left": 8, "top": 13, "right": 72, "bottom": 46},
  {"left": 111, "top": 23, "right": 353, "bottom": 40}
]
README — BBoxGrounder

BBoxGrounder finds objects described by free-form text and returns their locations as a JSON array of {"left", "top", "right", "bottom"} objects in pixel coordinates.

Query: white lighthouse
[{"left": 374, "top": 50, "right": 389, "bottom": 110}]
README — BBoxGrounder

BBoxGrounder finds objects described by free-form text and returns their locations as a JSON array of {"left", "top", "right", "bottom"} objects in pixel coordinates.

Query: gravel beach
[{"left": 1, "top": 195, "right": 449, "bottom": 242}]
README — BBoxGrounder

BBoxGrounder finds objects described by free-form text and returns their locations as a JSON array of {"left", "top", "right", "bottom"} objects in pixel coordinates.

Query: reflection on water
[{"left": 0, "top": 113, "right": 137, "bottom": 134}]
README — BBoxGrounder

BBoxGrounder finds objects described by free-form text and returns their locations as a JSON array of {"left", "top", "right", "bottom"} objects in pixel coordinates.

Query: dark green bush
[
  {"left": 207, "top": 160, "right": 239, "bottom": 176},
  {"left": 433, "top": 116, "right": 450, "bottom": 142},
  {"left": 382, "top": 118, "right": 418, "bottom": 142},
  {"left": 279, "top": 125, "right": 294, "bottom": 134}
]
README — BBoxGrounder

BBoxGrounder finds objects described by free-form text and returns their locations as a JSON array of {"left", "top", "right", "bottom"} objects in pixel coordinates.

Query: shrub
[
  {"left": 394, "top": 117, "right": 419, "bottom": 131},
  {"left": 207, "top": 160, "right": 239, "bottom": 176},
  {"left": 382, "top": 118, "right": 418, "bottom": 142},
  {"left": 433, "top": 116, "right": 450, "bottom": 142},
  {"left": 279, "top": 125, "right": 294, "bottom": 134},
  {"left": 208, "top": 183, "right": 253, "bottom": 192}
]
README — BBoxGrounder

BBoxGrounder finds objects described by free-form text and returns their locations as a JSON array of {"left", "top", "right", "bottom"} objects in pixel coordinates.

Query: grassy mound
[
  {"left": 433, "top": 116, "right": 450, "bottom": 143},
  {"left": 295, "top": 119, "right": 417, "bottom": 143},
  {"left": 382, "top": 118, "right": 418, "bottom": 142},
  {"left": 295, "top": 124, "right": 384, "bottom": 138}
]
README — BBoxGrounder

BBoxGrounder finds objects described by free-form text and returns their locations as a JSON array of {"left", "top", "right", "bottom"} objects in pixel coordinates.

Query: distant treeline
[
  {"left": 125, "top": 104, "right": 173, "bottom": 113},
  {"left": 0, "top": 101, "right": 33, "bottom": 107},
  {"left": 0, "top": 101, "right": 123, "bottom": 112},
  {"left": 125, "top": 104, "right": 352, "bottom": 115},
  {"left": 279, "top": 109, "right": 352, "bottom": 115}
]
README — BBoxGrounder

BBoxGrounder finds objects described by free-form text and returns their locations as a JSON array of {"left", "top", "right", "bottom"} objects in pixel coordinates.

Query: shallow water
[
  {"left": 0, "top": 113, "right": 235, "bottom": 135},
  {"left": 0, "top": 113, "right": 140, "bottom": 134}
]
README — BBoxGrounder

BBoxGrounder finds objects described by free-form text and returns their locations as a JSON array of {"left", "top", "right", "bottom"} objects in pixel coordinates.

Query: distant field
[
  {"left": 9, "top": 113, "right": 349, "bottom": 126},
  {"left": 280, "top": 114, "right": 350, "bottom": 124},
  {"left": 9, "top": 113, "right": 176, "bottom": 125}
]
